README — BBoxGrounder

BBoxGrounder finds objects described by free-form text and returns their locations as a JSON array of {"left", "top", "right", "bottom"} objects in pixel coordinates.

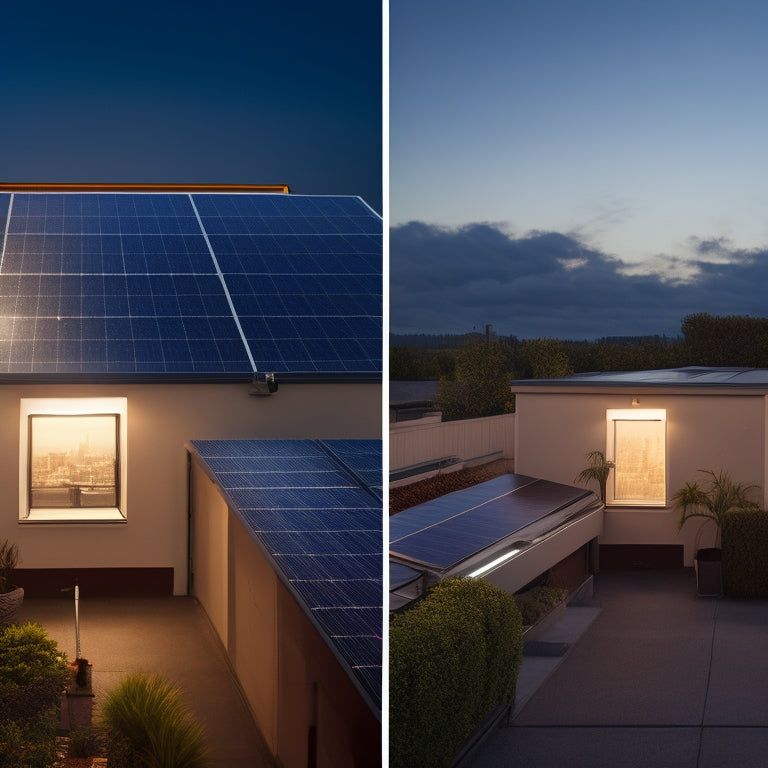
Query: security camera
[{"left": 250, "top": 372, "right": 278, "bottom": 396}]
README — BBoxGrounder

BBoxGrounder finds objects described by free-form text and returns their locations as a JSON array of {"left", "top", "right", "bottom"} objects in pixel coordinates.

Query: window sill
[
  {"left": 606, "top": 503, "right": 668, "bottom": 510},
  {"left": 20, "top": 509, "right": 126, "bottom": 524}
]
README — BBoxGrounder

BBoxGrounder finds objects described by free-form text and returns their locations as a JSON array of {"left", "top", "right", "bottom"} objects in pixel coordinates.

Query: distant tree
[
  {"left": 522, "top": 338, "right": 574, "bottom": 378},
  {"left": 437, "top": 339, "right": 515, "bottom": 421},
  {"left": 390, "top": 346, "right": 422, "bottom": 380},
  {"left": 681, "top": 313, "right": 768, "bottom": 367}
]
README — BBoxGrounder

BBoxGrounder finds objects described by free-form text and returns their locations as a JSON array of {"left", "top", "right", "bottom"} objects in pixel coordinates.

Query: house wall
[
  {"left": 389, "top": 412, "right": 515, "bottom": 471},
  {"left": 2, "top": 381, "right": 380, "bottom": 595},
  {"left": 190, "top": 459, "right": 380, "bottom": 768},
  {"left": 514, "top": 391, "right": 767, "bottom": 565}
]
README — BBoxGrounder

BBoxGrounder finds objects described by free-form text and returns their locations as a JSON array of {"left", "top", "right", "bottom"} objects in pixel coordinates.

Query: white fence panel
[{"left": 390, "top": 413, "right": 515, "bottom": 472}]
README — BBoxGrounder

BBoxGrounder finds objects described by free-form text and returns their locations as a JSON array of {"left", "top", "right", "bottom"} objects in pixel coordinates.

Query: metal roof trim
[{"left": 0, "top": 182, "right": 290, "bottom": 193}]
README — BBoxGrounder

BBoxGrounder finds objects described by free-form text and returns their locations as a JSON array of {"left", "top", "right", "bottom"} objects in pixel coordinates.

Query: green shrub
[
  {"left": 0, "top": 622, "right": 69, "bottom": 767},
  {"left": 722, "top": 508, "right": 768, "bottom": 596},
  {"left": 514, "top": 585, "right": 569, "bottom": 626},
  {"left": 389, "top": 577, "right": 523, "bottom": 768},
  {"left": 99, "top": 672, "right": 210, "bottom": 768}
]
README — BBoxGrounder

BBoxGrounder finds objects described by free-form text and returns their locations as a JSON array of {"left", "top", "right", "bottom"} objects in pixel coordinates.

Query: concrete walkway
[
  {"left": 465, "top": 569, "right": 768, "bottom": 768},
  {"left": 15, "top": 596, "right": 276, "bottom": 768}
]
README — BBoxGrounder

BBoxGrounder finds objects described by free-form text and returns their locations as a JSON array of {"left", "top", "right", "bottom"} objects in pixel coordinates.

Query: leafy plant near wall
[
  {"left": 575, "top": 450, "right": 614, "bottom": 504},
  {"left": 0, "top": 540, "right": 20, "bottom": 593},
  {"left": 99, "top": 672, "right": 210, "bottom": 768},
  {"left": 672, "top": 469, "right": 760, "bottom": 545},
  {"left": 0, "top": 622, "right": 70, "bottom": 768},
  {"left": 389, "top": 577, "right": 523, "bottom": 768}
]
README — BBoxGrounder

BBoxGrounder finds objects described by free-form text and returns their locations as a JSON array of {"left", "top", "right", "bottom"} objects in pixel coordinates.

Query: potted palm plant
[
  {"left": 575, "top": 450, "right": 614, "bottom": 504},
  {"left": 0, "top": 539, "right": 24, "bottom": 623},
  {"left": 672, "top": 469, "right": 760, "bottom": 596}
]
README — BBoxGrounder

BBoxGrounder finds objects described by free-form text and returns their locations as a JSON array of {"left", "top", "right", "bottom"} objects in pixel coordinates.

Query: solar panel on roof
[
  {"left": 189, "top": 438, "right": 382, "bottom": 715},
  {"left": 0, "top": 191, "right": 382, "bottom": 378},
  {"left": 390, "top": 475, "right": 594, "bottom": 571}
]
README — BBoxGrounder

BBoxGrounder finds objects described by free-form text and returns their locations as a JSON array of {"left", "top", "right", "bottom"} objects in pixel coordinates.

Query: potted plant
[
  {"left": 575, "top": 450, "right": 614, "bottom": 504},
  {"left": 0, "top": 539, "right": 24, "bottom": 623},
  {"left": 671, "top": 469, "right": 760, "bottom": 596}
]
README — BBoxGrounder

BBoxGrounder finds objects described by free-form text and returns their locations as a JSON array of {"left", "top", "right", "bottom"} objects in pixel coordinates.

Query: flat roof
[{"left": 512, "top": 367, "right": 768, "bottom": 391}]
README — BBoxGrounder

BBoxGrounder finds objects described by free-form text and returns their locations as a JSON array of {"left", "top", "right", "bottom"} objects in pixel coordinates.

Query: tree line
[{"left": 391, "top": 314, "right": 768, "bottom": 421}]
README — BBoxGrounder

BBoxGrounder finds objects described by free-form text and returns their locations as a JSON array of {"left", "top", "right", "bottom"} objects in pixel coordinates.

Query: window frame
[
  {"left": 606, "top": 408, "right": 667, "bottom": 507},
  {"left": 19, "top": 398, "right": 128, "bottom": 523}
]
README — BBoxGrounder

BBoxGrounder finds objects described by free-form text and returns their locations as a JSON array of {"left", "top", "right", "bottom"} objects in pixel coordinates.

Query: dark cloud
[{"left": 390, "top": 221, "right": 768, "bottom": 340}]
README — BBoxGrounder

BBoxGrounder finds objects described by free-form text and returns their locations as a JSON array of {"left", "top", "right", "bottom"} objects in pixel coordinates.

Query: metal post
[{"left": 74, "top": 582, "right": 80, "bottom": 659}]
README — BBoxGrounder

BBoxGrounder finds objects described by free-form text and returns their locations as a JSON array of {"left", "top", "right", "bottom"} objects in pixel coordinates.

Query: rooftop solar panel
[
  {"left": 189, "top": 438, "right": 382, "bottom": 716},
  {"left": 0, "top": 191, "right": 382, "bottom": 379},
  {"left": 390, "top": 474, "right": 594, "bottom": 571}
]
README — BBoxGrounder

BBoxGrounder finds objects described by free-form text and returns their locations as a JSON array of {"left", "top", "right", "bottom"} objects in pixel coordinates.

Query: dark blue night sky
[{"left": 0, "top": 1, "right": 382, "bottom": 213}]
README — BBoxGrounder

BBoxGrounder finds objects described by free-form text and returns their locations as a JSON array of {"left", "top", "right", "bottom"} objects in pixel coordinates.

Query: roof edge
[{"left": 0, "top": 182, "right": 291, "bottom": 193}]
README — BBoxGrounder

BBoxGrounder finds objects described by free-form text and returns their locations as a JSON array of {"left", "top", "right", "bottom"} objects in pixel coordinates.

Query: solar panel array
[
  {"left": 0, "top": 192, "right": 381, "bottom": 377},
  {"left": 390, "top": 474, "right": 592, "bottom": 571},
  {"left": 189, "top": 438, "right": 382, "bottom": 714}
]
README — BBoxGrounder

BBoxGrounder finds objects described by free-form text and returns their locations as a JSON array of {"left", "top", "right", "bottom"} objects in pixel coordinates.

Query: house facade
[
  {"left": 0, "top": 183, "right": 382, "bottom": 595},
  {"left": 513, "top": 367, "right": 768, "bottom": 568},
  {"left": 0, "top": 182, "right": 383, "bottom": 767}
]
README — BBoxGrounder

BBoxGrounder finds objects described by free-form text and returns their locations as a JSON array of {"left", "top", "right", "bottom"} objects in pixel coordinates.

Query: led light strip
[{"left": 468, "top": 548, "right": 522, "bottom": 579}]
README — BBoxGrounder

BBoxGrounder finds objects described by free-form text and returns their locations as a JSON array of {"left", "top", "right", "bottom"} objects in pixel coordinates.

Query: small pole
[{"left": 74, "top": 581, "right": 80, "bottom": 660}]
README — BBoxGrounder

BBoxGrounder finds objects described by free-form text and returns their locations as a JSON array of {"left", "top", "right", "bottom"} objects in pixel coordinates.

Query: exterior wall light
[{"left": 250, "top": 373, "right": 278, "bottom": 396}]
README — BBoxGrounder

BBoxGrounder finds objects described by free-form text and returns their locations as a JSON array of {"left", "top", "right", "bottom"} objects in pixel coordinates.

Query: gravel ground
[{"left": 389, "top": 458, "right": 514, "bottom": 515}]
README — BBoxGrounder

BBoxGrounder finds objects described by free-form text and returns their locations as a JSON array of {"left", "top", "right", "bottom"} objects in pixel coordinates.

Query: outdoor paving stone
[
  {"left": 469, "top": 570, "right": 768, "bottom": 768},
  {"left": 464, "top": 726, "right": 701, "bottom": 768}
]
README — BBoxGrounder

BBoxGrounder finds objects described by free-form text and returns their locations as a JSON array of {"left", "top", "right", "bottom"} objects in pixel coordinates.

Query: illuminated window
[
  {"left": 20, "top": 398, "right": 127, "bottom": 522},
  {"left": 606, "top": 409, "right": 666, "bottom": 506}
]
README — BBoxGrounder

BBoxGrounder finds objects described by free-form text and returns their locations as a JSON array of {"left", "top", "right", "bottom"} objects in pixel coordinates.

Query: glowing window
[
  {"left": 606, "top": 409, "right": 666, "bottom": 506},
  {"left": 20, "top": 398, "right": 127, "bottom": 522}
]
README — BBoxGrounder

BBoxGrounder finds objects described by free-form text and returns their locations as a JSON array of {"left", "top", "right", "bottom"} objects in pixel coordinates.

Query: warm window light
[
  {"left": 606, "top": 408, "right": 667, "bottom": 505},
  {"left": 608, "top": 408, "right": 666, "bottom": 421},
  {"left": 468, "top": 548, "right": 521, "bottom": 578},
  {"left": 20, "top": 398, "right": 128, "bottom": 522}
]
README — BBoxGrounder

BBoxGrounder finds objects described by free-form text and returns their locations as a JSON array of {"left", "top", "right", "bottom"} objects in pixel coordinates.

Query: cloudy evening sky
[
  {"left": 0, "top": 1, "right": 382, "bottom": 213},
  {"left": 390, "top": 0, "right": 768, "bottom": 339}
]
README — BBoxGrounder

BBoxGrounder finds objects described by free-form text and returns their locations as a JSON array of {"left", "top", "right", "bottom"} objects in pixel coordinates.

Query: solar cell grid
[
  {"left": 259, "top": 529, "right": 380, "bottom": 557},
  {"left": 0, "top": 191, "right": 381, "bottom": 377},
  {"left": 226, "top": 486, "right": 377, "bottom": 510},
  {"left": 240, "top": 507, "right": 380, "bottom": 532}
]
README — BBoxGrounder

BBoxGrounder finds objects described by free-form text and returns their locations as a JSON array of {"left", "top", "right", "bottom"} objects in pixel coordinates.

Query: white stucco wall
[
  {"left": 1, "top": 381, "right": 381, "bottom": 594},
  {"left": 513, "top": 390, "right": 767, "bottom": 565}
]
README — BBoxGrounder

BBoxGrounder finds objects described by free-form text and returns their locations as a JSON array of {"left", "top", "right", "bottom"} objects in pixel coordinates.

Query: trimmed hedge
[
  {"left": 722, "top": 508, "right": 768, "bottom": 596},
  {"left": 389, "top": 577, "right": 523, "bottom": 768}
]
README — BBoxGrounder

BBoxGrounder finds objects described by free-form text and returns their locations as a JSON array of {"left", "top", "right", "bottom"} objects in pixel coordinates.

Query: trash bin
[{"left": 695, "top": 547, "right": 722, "bottom": 597}]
